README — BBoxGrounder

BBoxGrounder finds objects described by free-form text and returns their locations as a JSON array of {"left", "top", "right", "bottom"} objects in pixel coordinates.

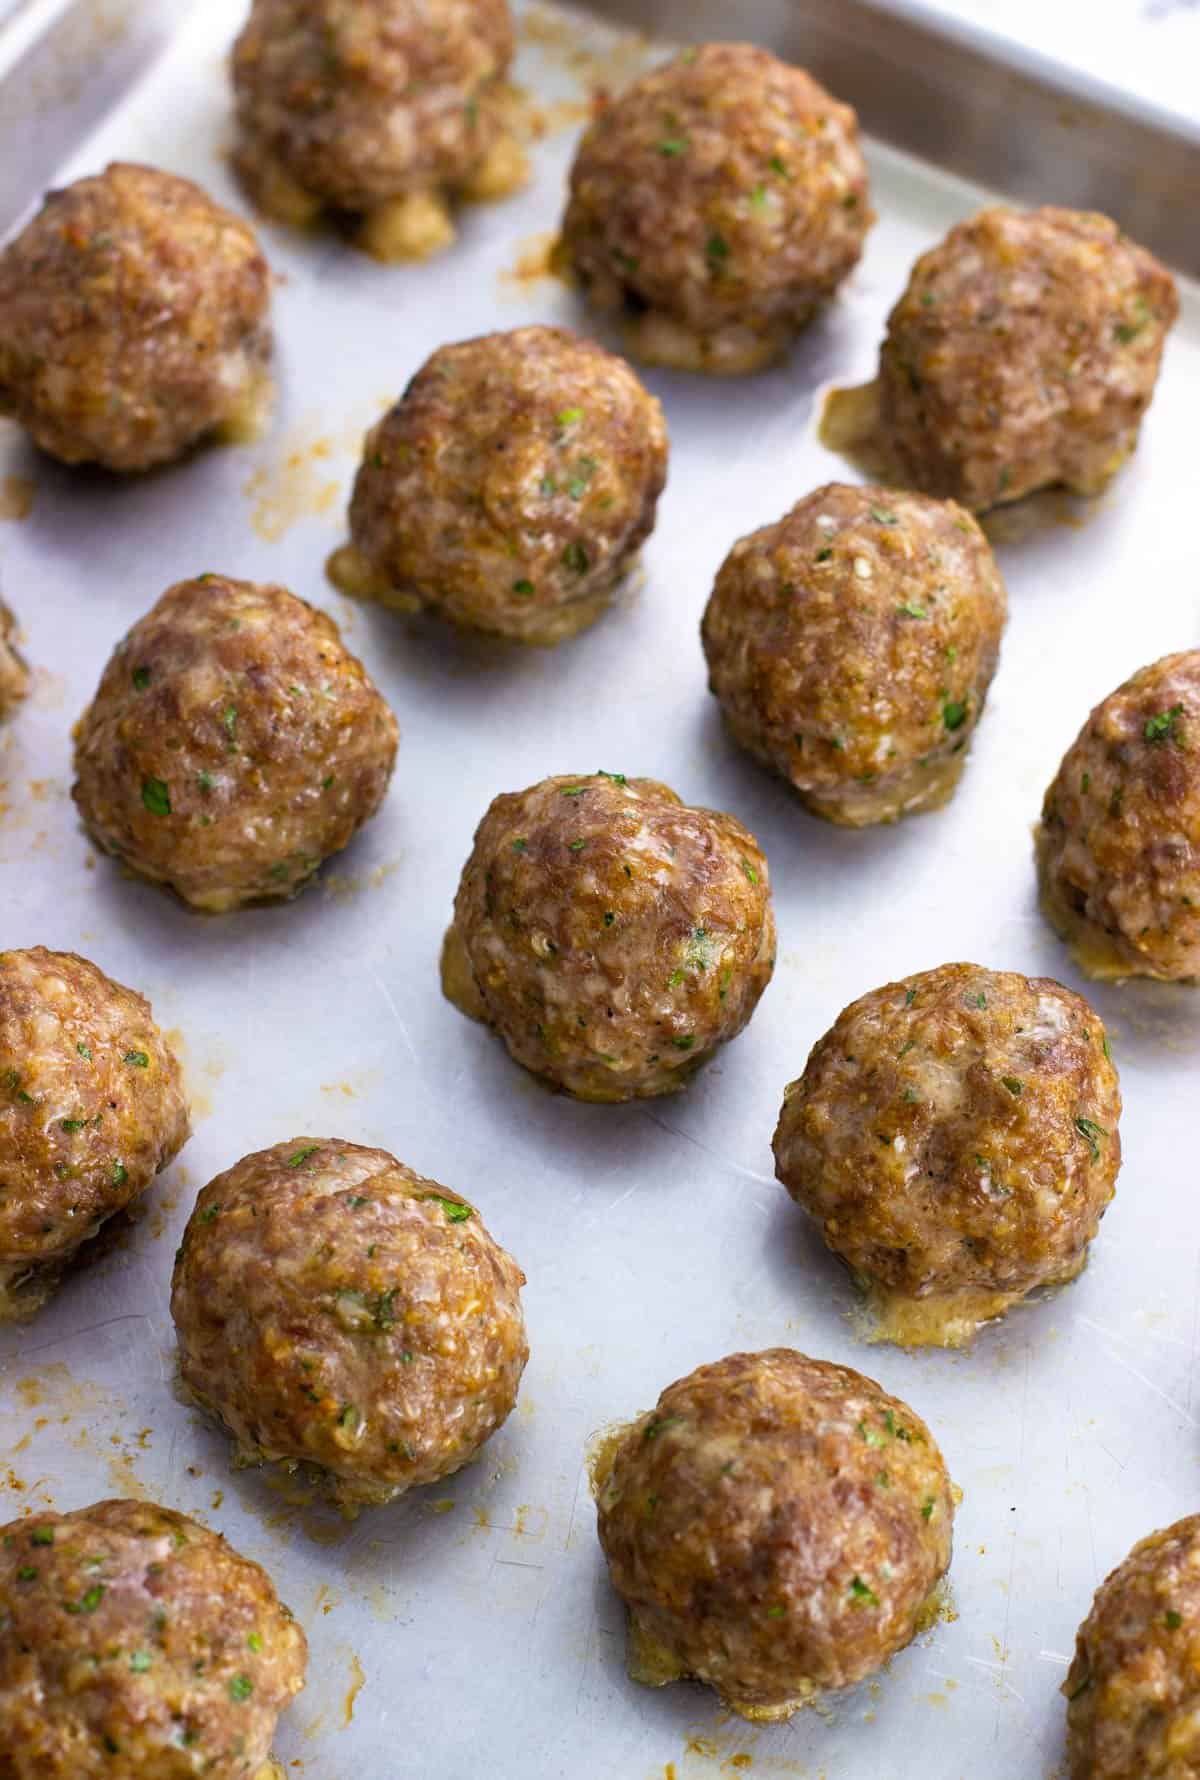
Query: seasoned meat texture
[
  {"left": 171, "top": 1138, "right": 528, "bottom": 1509},
  {"left": 442, "top": 771, "right": 775, "bottom": 1100},
  {"left": 0, "top": 600, "right": 29, "bottom": 720},
  {"left": 876, "top": 206, "right": 1178, "bottom": 511},
  {"left": 594, "top": 1349, "right": 954, "bottom": 1720},
  {"left": 0, "top": 1497, "right": 305, "bottom": 1779},
  {"left": 0, "top": 947, "right": 188, "bottom": 1323},
  {"left": 702, "top": 483, "right": 1006, "bottom": 825},
  {"left": 1065, "top": 1515, "right": 1200, "bottom": 1780},
  {"left": 72, "top": 575, "right": 399, "bottom": 912},
  {"left": 0, "top": 163, "right": 272, "bottom": 472},
  {"left": 774, "top": 963, "right": 1121, "bottom": 1348},
  {"left": 333, "top": 325, "right": 668, "bottom": 645},
  {"left": 1037, "top": 651, "right": 1200, "bottom": 982},
  {"left": 559, "top": 43, "right": 871, "bottom": 373}
]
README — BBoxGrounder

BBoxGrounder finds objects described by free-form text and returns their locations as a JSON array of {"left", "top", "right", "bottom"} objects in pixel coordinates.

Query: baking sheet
[{"left": 0, "top": 3, "right": 1198, "bottom": 1776}]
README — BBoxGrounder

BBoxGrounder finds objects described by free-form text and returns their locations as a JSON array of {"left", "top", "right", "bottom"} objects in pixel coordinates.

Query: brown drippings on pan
[
  {"left": 497, "top": 230, "right": 563, "bottom": 297},
  {"left": 817, "top": 378, "right": 901, "bottom": 483},
  {"left": 243, "top": 434, "right": 342, "bottom": 543},
  {"left": 518, "top": 5, "right": 657, "bottom": 95},
  {"left": 342, "top": 1652, "right": 366, "bottom": 1727},
  {"left": 0, "top": 475, "right": 34, "bottom": 521}
]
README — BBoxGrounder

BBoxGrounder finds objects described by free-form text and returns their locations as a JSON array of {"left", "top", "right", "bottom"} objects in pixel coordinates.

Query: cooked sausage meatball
[
  {"left": 72, "top": 575, "right": 399, "bottom": 913},
  {"left": 329, "top": 325, "right": 668, "bottom": 645},
  {"left": 594, "top": 1349, "right": 954, "bottom": 1720},
  {"left": 1064, "top": 1514, "right": 1200, "bottom": 1780},
  {"left": 172, "top": 1138, "right": 527, "bottom": 1510},
  {"left": 773, "top": 963, "right": 1121, "bottom": 1348},
  {"left": 874, "top": 206, "right": 1178, "bottom": 511},
  {"left": 1037, "top": 651, "right": 1200, "bottom": 982},
  {"left": 0, "top": 163, "right": 272, "bottom": 472},
  {"left": 232, "top": 0, "right": 526, "bottom": 260},
  {"left": 0, "top": 947, "right": 188, "bottom": 1324},
  {"left": 0, "top": 600, "right": 29, "bottom": 720},
  {"left": 442, "top": 771, "right": 775, "bottom": 1100},
  {"left": 0, "top": 1497, "right": 306, "bottom": 1779},
  {"left": 701, "top": 483, "right": 1006, "bottom": 825},
  {"left": 558, "top": 43, "right": 871, "bottom": 374}
]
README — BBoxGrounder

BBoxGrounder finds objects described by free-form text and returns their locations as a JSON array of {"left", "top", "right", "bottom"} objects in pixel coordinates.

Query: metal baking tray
[{"left": 1, "top": 2, "right": 1198, "bottom": 1775}]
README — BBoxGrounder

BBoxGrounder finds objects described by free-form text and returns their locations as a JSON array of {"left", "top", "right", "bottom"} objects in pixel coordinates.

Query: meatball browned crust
[
  {"left": 0, "top": 947, "right": 188, "bottom": 1324},
  {"left": 0, "top": 163, "right": 273, "bottom": 472},
  {"left": 442, "top": 771, "right": 775, "bottom": 1100},
  {"left": 0, "top": 600, "right": 29, "bottom": 720},
  {"left": 72, "top": 575, "right": 399, "bottom": 912},
  {"left": 701, "top": 483, "right": 1006, "bottom": 825},
  {"left": 171, "top": 1138, "right": 528, "bottom": 1509},
  {"left": 1037, "top": 651, "right": 1200, "bottom": 982},
  {"left": 0, "top": 1497, "right": 306, "bottom": 1779},
  {"left": 875, "top": 206, "right": 1178, "bottom": 511},
  {"left": 594, "top": 1349, "right": 955, "bottom": 1720},
  {"left": 330, "top": 325, "right": 668, "bottom": 645},
  {"left": 773, "top": 963, "right": 1121, "bottom": 1348}
]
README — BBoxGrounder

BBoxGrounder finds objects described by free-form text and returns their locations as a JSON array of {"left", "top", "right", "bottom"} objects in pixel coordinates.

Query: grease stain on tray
[
  {"left": 243, "top": 431, "right": 343, "bottom": 542},
  {"left": 342, "top": 1650, "right": 366, "bottom": 1726},
  {"left": 518, "top": 5, "right": 657, "bottom": 94},
  {"left": 497, "top": 230, "right": 562, "bottom": 298},
  {"left": 0, "top": 475, "right": 34, "bottom": 521}
]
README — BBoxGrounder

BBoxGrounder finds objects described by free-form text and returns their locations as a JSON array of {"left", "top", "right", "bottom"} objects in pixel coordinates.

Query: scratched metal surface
[{"left": 0, "top": 4, "right": 1198, "bottom": 1777}]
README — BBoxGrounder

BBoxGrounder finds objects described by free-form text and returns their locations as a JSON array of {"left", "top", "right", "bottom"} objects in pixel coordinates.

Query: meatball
[
  {"left": 558, "top": 43, "right": 871, "bottom": 374},
  {"left": 0, "top": 947, "right": 188, "bottom": 1324},
  {"left": 72, "top": 574, "right": 399, "bottom": 913},
  {"left": 773, "top": 963, "right": 1121, "bottom": 1348},
  {"left": 442, "top": 770, "right": 775, "bottom": 1100},
  {"left": 0, "top": 163, "right": 272, "bottom": 472},
  {"left": 232, "top": 0, "right": 526, "bottom": 261},
  {"left": 873, "top": 206, "right": 1178, "bottom": 511},
  {"left": 1037, "top": 651, "right": 1200, "bottom": 982},
  {"left": 0, "top": 599, "right": 29, "bottom": 720},
  {"left": 329, "top": 325, "right": 668, "bottom": 646},
  {"left": 0, "top": 1497, "right": 306, "bottom": 1779},
  {"left": 594, "top": 1349, "right": 954, "bottom": 1720},
  {"left": 171, "top": 1138, "right": 528, "bottom": 1509},
  {"left": 701, "top": 483, "right": 1006, "bottom": 825}
]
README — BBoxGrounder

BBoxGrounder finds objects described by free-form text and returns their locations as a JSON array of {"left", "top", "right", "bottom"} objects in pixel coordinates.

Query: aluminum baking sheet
[{"left": 1, "top": 3, "right": 1198, "bottom": 1776}]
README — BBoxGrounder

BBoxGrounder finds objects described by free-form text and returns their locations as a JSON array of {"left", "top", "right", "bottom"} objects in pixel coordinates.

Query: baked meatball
[
  {"left": 0, "top": 163, "right": 272, "bottom": 472},
  {"left": 594, "top": 1349, "right": 955, "bottom": 1720},
  {"left": 1037, "top": 651, "right": 1200, "bottom": 982},
  {"left": 773, "top": 963, "right": 1121, "bottom": 1348},
  {"left": 232, "top": 0, "right": 526, "bottom": 261},
  {"left": 0, "top": 947, "right": 188, "bottom": 1324},
  {"left": 72, "top": 574, "right": 399, "bottom": 913},
  {"left": 171, "top": 1138, "right": 527, "bottom": 1510},
  {"left": 0, "top": 600, "right": 29, "bottom": 720},
  {"left": 558, "top": 43, "right": 871, "bottom": 374},
  {"left": 701, "top": 483, "right": 1006, "bottom": 826},
  {"left": 329, "top": 325, "right": 668, "bottom": 646},
  {"left": 0, "top": 1497, "right": 306, "bottom": 1779},
  {"left": 873, "top": 206, "right": 1178, "bottom": 511},
  {"left": 442, "top": 770, "right": 775, "bottom": 1100}
]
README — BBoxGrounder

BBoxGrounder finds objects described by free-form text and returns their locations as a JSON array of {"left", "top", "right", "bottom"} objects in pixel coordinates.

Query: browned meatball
[
  {"left": 171, "top": 1138, "right": 527, "bottom": 1510},
  {"left": 0, "top": 1497, "right": 306, "bottom": 1779},
  {"left": 701, "top": 483, "right": 1006, "bottom": 825},
  {"left": 0, "top": 599, "right": 29, "bottom": 720},
  {"left": 773, "top": 963, "right": 1121, "bottom": 1348},
  {"left": 1037, "top": 651, "right": 1200, "bottom": 982},
  {"left": 559, "top": 43, "right": 871, "bottom": 374},
  {"left": 442, "top": 770, "right": 775, "bottom": 1100},
  {"left": 329, "top": 325, "right": 668, "bottom": 646},
  {"left": 874, "top": 206, "right": 1178, "bottom": 511},
  {"left": 72, "top": 575, "right": 399, "bottom": 913},
  {"left": 594, "top": 1349, "right": 955, "bottom": 1720},
  {"left": 0, "top": 947, "right": 189, "bottom": 1323},
  {"left": 0, "top": 164, "right": 272, "bottom": 472},
  {"left": 1064, "top": 1515, "right": 1200, "bottom": 1780}
]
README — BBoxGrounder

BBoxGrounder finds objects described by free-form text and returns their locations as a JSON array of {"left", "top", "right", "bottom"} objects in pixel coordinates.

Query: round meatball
[
  {"left": 0, "top": 163, "right": 273, "bottom": 472},
  {"left": 875, "top": 206, "right": 1178, "bottom": 511},
  {"left": 72, "top": 575, "right": 399, "bottom": 913},
  {"left": 0, "top": 947, "right": 189, "bottom": 1324},
  {"left": 0, "top": 1497, "right": 306, "bottom": 1779},
  {"left": 329, "top": 325, "right": 669, "bottom": 646},
  {"left": 1037, "top": 651, "right": 1200, "bottom": 982},
  {"left": 0, "top": 599, "right": 29, "bottom": 721},
  {"left": 171, "top": 1138, "right": 528, "bottom": 1509},
  {"left": 701, "top": 483, "right": 1006, "bottom": 825},
  {"left": 442, "top": 770, "right": 775, "bottom": 1100},
  {"left": 559, "top": 43, "right": 871, "bottom": 374},
  {"left": 773, "top": 963, "right": 1121, "bottom": 1348},
  {"left": 594, "top": 1349, "right": 955, "bottom": 1720}
]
